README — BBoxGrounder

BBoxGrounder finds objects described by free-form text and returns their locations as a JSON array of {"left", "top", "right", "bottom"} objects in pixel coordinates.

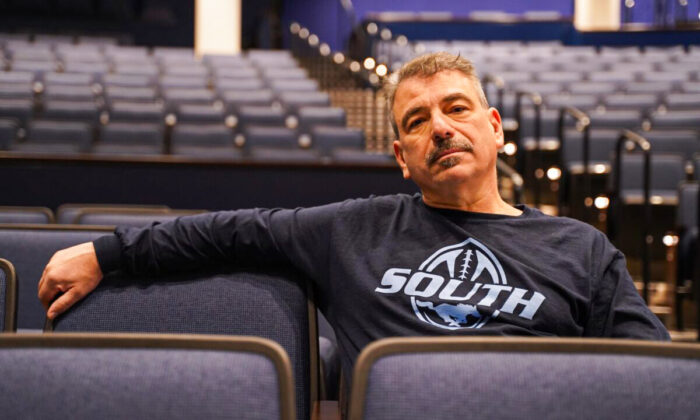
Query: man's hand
[{"left": 38, "top": 242, "right": 104, "bottom": 320}]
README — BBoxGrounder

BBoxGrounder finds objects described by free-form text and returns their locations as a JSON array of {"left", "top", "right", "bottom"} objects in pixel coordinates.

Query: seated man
[{"left": 38, "top": 52, "right": 669, "bottom": 383}]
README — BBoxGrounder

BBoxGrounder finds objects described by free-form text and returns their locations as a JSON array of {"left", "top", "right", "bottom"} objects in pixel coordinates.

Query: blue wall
[{"left": 283, "top": 0, "right": 700, "bottom": 51}]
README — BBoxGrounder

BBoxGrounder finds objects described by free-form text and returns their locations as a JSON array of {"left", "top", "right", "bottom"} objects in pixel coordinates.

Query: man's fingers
[
  {"left": 38, "top": 275, "right": 59, "bottom": 310},
  {"left": 47, "top": 289, "right": 81, "bottom": 320}
]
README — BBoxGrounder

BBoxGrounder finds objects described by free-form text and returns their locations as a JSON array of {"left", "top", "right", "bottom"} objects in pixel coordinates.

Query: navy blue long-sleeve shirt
[{"left": 94, "top": 193, "right": 670, "bottom": 379}]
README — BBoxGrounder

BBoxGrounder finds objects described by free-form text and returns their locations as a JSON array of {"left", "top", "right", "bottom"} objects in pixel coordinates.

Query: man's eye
[
  {"left": 450, "top": 106, "right": 466, "bottom": 113},
  {"left": 408, "top": 119, "right": 423, "bottom": 130}
]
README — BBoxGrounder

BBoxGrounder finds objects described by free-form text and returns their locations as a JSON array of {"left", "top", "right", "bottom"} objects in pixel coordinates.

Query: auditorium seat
[
  {"left": 73, "top": 208, "right": 205, "bottom": 227},
  {"left": 296, "top": 106, "right": 346, "bottom": 135},
  {"left": 0, "top": 118, "right": 18, "bottom": 149},
  {"left": 0, "top": 224, "right": 112, "bottom": 331},
  {"left": 279, "top": 91, "right": 331, "bottom": 112},
  {"left": 14, "top": 120, "right": 92, "bottom": 153},
  {"left": 105, "top": 87, "right": 159, "bottom": 105},
  {"left": 43, "top": 72, "right": 95, "bottom": 87},
  {"left": 310, "top": 126, "right": 365, "bottom": 157},
  {"left": 159, "top": 75, "right": 209, "bottom": 89},
  {"left": 603, "top": 93, "right": 660, "bottom": 111},
  {"left": 664, "top": 93, "right": 700, "bottom": 110},
  {"left": 642, "top": 130, "right": 699, "bottom": 162},
  {"left": 171, "top": 124, "right": 240, "bottom": 159},
  {"left": 0, "top": 258, "right": 17, "bottom": 332},
  {"left": 348, "top": 337, "right": 700, "bottom": 420},
  {"left": 649, "top": 110, "right": 700, "bottom": 130},
  {"left": 235, "top": 106, "right": 287, "bottom": 131},
  {"left": 40, "top": 100, "right": 101, "bottom": 124},
  {"left": 222, "top": 90, "right": 276, "bottom": 114},
  {"left": 618, "top": 154, "right": 687, "bottom": 206},
  {"left": 0, "top": 206, "right": 54, "bottom": 224},
  {"left": 103, "top": 74, "right": 154, "bottom": 88},
  {"left": 0, "top": 99, "right": 33, "bottom": 128},
  {"left": 94, "top": 122, "right": 163, "bottom": 155},
  {"left": 216, "top": 77, "right": 267, "bottom": 92},
  {"left": 0, "top": 334, "right": 295, "bottom": 420},
  {"left": 56, "top": 203, "right": 171, "bottom": 224},
  {"left": 50, "top": 263, "right": 318, "bottom": 420}
]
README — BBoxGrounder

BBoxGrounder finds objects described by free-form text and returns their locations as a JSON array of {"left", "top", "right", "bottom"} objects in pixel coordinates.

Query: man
[{"left": 38, "top": 52, "right": 669, "bottom": 381}]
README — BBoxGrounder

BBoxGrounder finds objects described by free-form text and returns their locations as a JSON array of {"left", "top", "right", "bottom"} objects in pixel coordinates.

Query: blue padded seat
[
  {"left": 213, "top": 67, "right": 261, "bottom": 80},
  {"left": 665, "top": 93, "right": 700, "bottom": 110},
  {"left": 0, "top": 206, "right": 54, "bottom": 224},
  {"left": 11, "top": 60, "right": 58, "bottom": 77},
  {"left": 102, "top": 74, "right": 154, "bottom": 88},
  {"left": 42, "top": 85, "right": 96, "bottom": 102},
  {"left": 568, "top": 81, "right": 618, "bottom": 96},
  {"left": 62, "top": 61, "right": 110, "bottom": 77},
  {"left": 176, "top": 104, "right": 226, "bottom": 123},
  {"left": 262, "top": 67, "right": 308, "bottom": 80},
  {"left": 643, "top": 130, "right": 699, "bottom": 161},
  {"left": 171, "top": 124, "right": 241, "bottom": 160},
  {"left": 222, "top": 90, "right": 275, "bottom": 114},
  {"left": 297, "top": 107, "right": 346, "bottom": 134},
  {"left": 216, "top": 77, "right": 266, "bottom": 92},
  {"left": 349, "top": 337, "right": 700, "bottom": 420},
  {"left": 0, "top": 84, "right": 34, "bottom": 101},
  {"left": 602, "top": 93, "right": 660, "bottom": 111},
  {"left": 270, "top": 79, "right": 319, "bottom": 93},
  {"left": 544, "top": 93, "right": 599, "bottom": 111},
  {"left": 0, "top": 118, "right": 18, "bottom": 150},
  {"left": 159, "top": 75, "right": 209, "bottom": 90},
  {"left": 650, "top": 110, "right": 700, "bottom": 130},
  {"left": 105, "top": 87, "right": 159, "bottom": 104},
  {"left": 73, "top": 209, "right": 205, "bottom": 227},
  {"left": 279, "top": 91, "right": 331, "bottom": 112},
  {"left": 235, "top": 106, "right": 286, "bottom": 130},
  {"left": 0, "top": 99, "right": 33, "bottom": 128},
  {"left": 561, "top": 128, "right": 619, "bottom": 174},
  {"left": 618, "top": 153, "right": 687, "bottom": 205},
  {"left": 310, "top": 126, "right": 365, "bottom": 157},
  {"left": 0, "top": 225, "right": 113, "bottom": 331},
  {"left": 0, "top": 334, "right": 294, "bottom": 420},
  {"left": 624, "top": 81, "right": 675, "bottom": 95},
  {"left": 41, "top": 100, "right": 100, "bottom": 123},
  {"left": 15, "top": 120, "right": 92, "bottom": 153},
  {"left": 162, "top": 88, "right": 216, "bottom": 109},
  {"left": 94, "top": 122, "right": 163, "bottom": 155},
  {"left": 51, "top": 263, "right": 317, "bottom": 420},
  {"left": 56, "top": 204, "right": 171, "bottom": 224},
  {"left": 43, "top": 72, "right": 94, "bottom": 86},
  {"left": 0, "top": 258, "right": 17, "bottom": 332},
  {"left": 108, "top": 101, "right": 165, "bottom": 124}
]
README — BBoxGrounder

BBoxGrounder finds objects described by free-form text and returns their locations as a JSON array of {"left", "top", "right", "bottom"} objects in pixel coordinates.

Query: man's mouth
[{"left": 426, "top": 142, "right": 473, "bottom": 166}]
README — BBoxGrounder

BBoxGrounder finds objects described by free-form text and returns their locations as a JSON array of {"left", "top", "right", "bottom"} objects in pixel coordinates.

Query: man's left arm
[{"left": 586, "top": 248, "right": 670, "bottom": 340}]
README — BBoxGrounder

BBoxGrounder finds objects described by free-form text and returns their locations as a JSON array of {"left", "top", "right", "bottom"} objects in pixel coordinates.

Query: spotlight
[
  {"left": 546, "top": 167, "right": 561, "bottom": 181},
  {"left": 333, "top": 52, "right": 345, "bottom": 64},
  {"left": 594, "top": 195, "right": 609, "bottom": 210},
  {"left": 366, "top": 22, "right": 378, "bottom": 35},
  {"left": 503, "top": 142, "right": 517, "bottom": 156},
  {"left": 363, "top": 57, "right": 376, "bottom": 70},
  {"left": 375, "top": 64, "right": 388, "bottom": 77},
  {"left": 349, "top": 61, "right": 361, "bottom": 72}
]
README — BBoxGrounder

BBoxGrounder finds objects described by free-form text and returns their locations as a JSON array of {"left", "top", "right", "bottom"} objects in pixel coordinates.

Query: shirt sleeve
[
  {"left": 92, "top": 203, "right": 342, "bottom": 283},
  {"left": 585, "top": 234, "right": 670, "bottom": 340}
]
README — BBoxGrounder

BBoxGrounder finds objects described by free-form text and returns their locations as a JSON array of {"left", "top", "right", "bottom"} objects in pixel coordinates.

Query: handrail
[
  {"left": 557, "top": 106, "right": 591, "bottom": 220},
  {"left": 609, "top": 129, "right": 652, "bottom": 303},
  {"left": 514, "top": 90, "right": 543, "bottom": 208},
  {"left": 481, "top": 74, "right": 505, "bottom": 113},
  {"left": 496, "top": 157, "right": 524, "bottom": 205}
]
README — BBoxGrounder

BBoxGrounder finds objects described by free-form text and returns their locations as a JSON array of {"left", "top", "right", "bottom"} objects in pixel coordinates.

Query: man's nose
[{"left": 431, "top": 112, "right": 453, "bottom": 143}]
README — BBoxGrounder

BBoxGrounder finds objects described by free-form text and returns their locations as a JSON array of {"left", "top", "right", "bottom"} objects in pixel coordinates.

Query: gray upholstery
[
  {"left": 619, "top": 154, "right": 687, "bottom": 204},
  {"left": 0, "top": 336, "right": 287, "bottom": 420},
  {"left": 297, "top": 107, "right": 346, "bottom": 134},
  {"left": 311, "top": 126, "right": 365, "bottom": 156},
  {"left": 0, "top": 227, "right": 109, "bottom": 330},
  {"left": 52, "top": 266, "right": 313, "bottom": 420},
  {"left": 651, "top": 110, "right": 700, "bottom": 130},
  {"left": 74, "top": 210, "right": 204, "bottom": 227},
  {"left": 18, "top": 120, "right": 92, "bottom": 153},
  {"left": 354, "top": 340, "right": 700, "bottom": 420},
  {"left": 0, "top": 207, "right": 53, "bottom": 224},
  {"left": 236, "top": 106, "right": 287, "bottom": 129},
  {"left": 0, "top": 258, "right": 17, "bottom": 332}
]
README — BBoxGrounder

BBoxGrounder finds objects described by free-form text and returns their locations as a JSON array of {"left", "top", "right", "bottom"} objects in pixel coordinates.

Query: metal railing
[
  {"left": 514, "top": 90, "right": 543, "bottom": 207},
  {"left": 609, "top": 129, "right": 653, "bottom": 303},
  {"left": 557, "top": 106, "right": 591, "bottom": 221}
]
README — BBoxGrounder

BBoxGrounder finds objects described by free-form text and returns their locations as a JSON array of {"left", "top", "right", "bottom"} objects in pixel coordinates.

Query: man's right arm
[
  {"left": 38, "top": 204, "right": 340, "bottom": 320},
  {"left": 38, "top": 241, "right": 104, "bottom": 320}
]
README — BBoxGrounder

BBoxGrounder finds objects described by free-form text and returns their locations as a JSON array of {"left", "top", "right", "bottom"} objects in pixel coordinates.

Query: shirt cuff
[{"left": 93, "top": 234, "right": 123, "bottom": 274}]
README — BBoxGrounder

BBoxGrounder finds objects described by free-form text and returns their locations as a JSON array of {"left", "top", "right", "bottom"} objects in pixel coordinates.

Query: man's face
[{"left": 392, "top": 70, "right": 504, "bottom": 194}]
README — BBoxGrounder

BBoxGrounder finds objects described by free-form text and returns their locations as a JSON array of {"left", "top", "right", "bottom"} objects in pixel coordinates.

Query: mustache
[{"left": 425, "top": 139, "right": 474, "bottom": 166}]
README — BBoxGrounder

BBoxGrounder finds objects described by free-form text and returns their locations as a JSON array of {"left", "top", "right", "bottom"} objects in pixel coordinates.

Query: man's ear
[
  {"left": 488, "top": 107, "right": 504, "bottom": 148},
  {"left": 393, "top": 140, "right": 411, "bottom": 179}
]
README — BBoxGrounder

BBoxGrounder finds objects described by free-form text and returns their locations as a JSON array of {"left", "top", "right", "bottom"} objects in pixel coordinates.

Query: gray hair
[{"left": 385, "top": 52, "right": 489, "bottom": 138}]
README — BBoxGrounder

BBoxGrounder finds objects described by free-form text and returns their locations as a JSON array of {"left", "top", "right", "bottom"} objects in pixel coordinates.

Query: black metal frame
[
  {"left": 557, "top": 106, "right": 591, "bottom": 221},
  {"left": 514, "top": 90, "right": 543, "bottom": 207},
  {"left": 609, "top": 129, "right": 653, "bottom": 303}
]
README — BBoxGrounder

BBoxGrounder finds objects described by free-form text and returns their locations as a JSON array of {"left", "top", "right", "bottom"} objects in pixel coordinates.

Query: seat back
[
  {"left": 50, "top": 264, "right": 318, "bottom": 420},
  {"left": 0, "top": 225, "right": 113, "bottom": 330},
  {"left": 349, "top": 337, "right": 700, "bottom": 420},
  {"left": 0, "top": 206, "right": 54, "bottom": 224},
  {"left": 0, "top": 334, "right": 295, "bottom": 420},
  {"left": 74, "top": 208, "right": 206, "bottom": 227},
  {"left": 0, "top": 259, "right": 17, "bottom": 332}
]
